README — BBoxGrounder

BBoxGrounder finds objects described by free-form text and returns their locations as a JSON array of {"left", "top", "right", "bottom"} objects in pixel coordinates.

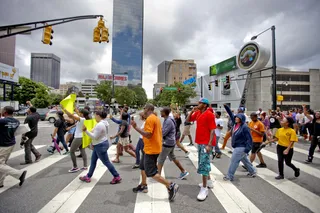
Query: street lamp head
[{"left": 251, "top": 35, "right": 257, "bottom": 40}]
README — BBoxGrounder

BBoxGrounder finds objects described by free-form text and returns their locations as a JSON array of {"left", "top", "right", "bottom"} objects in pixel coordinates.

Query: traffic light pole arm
[{"left": 0, "top": 15, "right": 103, "bottom": 39}]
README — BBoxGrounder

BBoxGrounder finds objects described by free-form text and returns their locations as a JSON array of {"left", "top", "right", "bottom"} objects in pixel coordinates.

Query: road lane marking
[
  {"left": 186, "top": 146, "right": 262, "bottom": 213},
  {"left": 220, "top": 145, "right": 320, "bottom": 213},
  {"left": 0, "top": 153, "right": 68, "bottom": 194},
  {"left": 38, "top": 146, "right": 117, "bottom": 213},
  {"left": 9, "top": 145, "right": 46, "bottom": 159},
  {"left": 292, "top": 146, "right": 320, "bottom": 159},
  {"left": 134, "top": 169, "right": 171, "bottom": 213}
]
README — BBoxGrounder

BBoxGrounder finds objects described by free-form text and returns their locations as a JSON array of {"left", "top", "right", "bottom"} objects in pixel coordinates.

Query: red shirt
[{"left": 190, "top": 109, "right": 217, "bottom": 145}]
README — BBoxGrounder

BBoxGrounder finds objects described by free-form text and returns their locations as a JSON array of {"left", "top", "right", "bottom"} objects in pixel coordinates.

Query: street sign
[
  {"left": 164, "top": 87, "right": 177, "bottom": 91},
  {"left": 183, "top": 77, "right": 196, "bottom": 85},
  {"left": 220, "top": 77, "right": 226, "bottom": 83}
]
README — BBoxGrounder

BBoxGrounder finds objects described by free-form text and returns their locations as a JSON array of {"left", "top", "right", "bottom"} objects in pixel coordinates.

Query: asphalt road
[{"left": 1, "top": 114, "right": 320, "bottom": 213}]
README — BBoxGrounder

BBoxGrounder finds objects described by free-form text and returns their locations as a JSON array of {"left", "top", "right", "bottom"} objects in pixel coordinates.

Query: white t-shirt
[
  {"left": 215, "top": 118, "right": 223, "bottom": 137},
  {"left": 74, "top": 117, "right": 85, "bottom": 138},
  {"left": 85, "top": 119, "right": 109, "bottom": 145},
  {"left": 296, "top": 113, "right": 304, "bottom": 124},
  {"left": 305, "top": 114, "right": 314, "bottom": 123},
  {"left": 139, "top": 121, "right": 145, "bottom": 139},
  {"left": 169, "top": 112, "right": 174, "bottom": 119}
]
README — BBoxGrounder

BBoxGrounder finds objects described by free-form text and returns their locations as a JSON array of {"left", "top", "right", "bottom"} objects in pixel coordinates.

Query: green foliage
[
  {"left": 147, "top": 99, "right": 157, "bottom": 106},
  {"left": 77, "top": 91, "right": 85, "bottom": 97},
  {"left": 115, "top": 87, "right": 136, "bottom": 106},
  {"left": 14, "top": 77, "right": 39, "bottom": 104},
  {"left": 50, "top": 93, "right": 64, "bottom": 105},
  {"left": 132, "top": 86, "right": 148, "bottom": 106},
  {"left": 31, "top": 83, "right": 51, "bottom": 108},
  {"left": 95, "top": 81, "right": 112, "bottom": 104}
]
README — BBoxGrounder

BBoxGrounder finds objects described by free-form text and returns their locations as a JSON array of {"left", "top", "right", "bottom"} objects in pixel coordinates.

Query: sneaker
[
  {"left": 198, "top": 179, "right": 214, "bottom": 189},
  {"left": 247, "top": 173, "right": 257, "bottom": 178},
  {"left": 275, "top": 175, "right": 284, "bottom": 180},
  {"left": 110, "top": 176, "right": 122, "bottom": 184},
  {"left": 178, "top": 171, "right": 189, "bottom": 180},
  {"left": 68, "top": 167, "right": 80, "bottom": 173},
  {"left": 80, "top": 167, "right": 88, "bottom": 171},
  {"left": 295, "top": 168, "right": 300, "bottom": 177},
  {"left": 305, "top": 157, "right": 312, "bottom": 164},
  {"left": 185, "top": 152, "right": 190, "bottom": 158},
  {"left": 63, "top": 151, "right": 70, "bottom": 155},
  {"left": 79, "top": 175, "right": 91, "bottom": 183},
  {"left": 0, "top": 185, "right": 3, "bottom": 188},
  {"left": 132, "top": 164, "right": 140, "bottom": 169},
  {"left": 35, "top": 154, "right": 42, "bottom": 162},
  {"left": 168, "top": 183, "right": 179, "bottom": 202},
  {"left": 19, "top": 171, "right": 27, "bottom": 186},
  {"left": 215, "top": 153, "right": 222, "bottom": 158},
  {"left": 187, "top": 143, "right": 194, "bottom": 146},
  {"left": 132, "top": 184, "right": 148, "bottom": 193},
  {"left": 223, "top": 176, "right": 233, "bottom": 181},
  {"left": 228, "top": 150, "right": 233, "bottom": 154},
  {"left": 256, "top": 163, "right": 267, "bottom": 168},
  {"left": 197, "top": 187, "right": 209, "bottom": 201}
]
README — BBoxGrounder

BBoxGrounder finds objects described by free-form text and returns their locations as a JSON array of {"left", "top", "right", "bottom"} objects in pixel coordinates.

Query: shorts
[
  {"left": 119, "top": 137, "right": 130, "bottom": 146},
  {"left": 139, "top": 152, "right": 159, "bottom": 177},
  {"left": 158, "top": 146, "right": 176, "bottom": 164},
  {"left": 183, "top": 125, "right": 191, "bottom": 135},
  {"left": 175, "top": 131, "right": 181, "bottom": 140},
  {"left": 197, "top": 144, "right": 211, "bottom": 176},
  {"left": 252, "top": 142, "right": 262, "bottom": 154},
  {"left": 68, "top": 127, "right": 76, "bottom": 134}
]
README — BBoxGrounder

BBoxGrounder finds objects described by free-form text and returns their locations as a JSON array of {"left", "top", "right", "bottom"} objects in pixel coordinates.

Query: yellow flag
[
  {"left": 82, "top": 119, "right": 97, "bottom": 148},
  {"left": 60, "top": 94, "right": 76, "bottom": 114}
]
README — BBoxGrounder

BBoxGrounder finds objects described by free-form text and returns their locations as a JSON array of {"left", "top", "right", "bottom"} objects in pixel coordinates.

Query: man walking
[
  {"left": 214, "top": 111, "right": 223, "bottom": 158},
  {"left": 186, "top": 98, "right": 216, "bottom": 201},
  {"left": 0, "top": 106, "right": 27, "bottom": 188},
  {"left": 131, "top": 104, "right": 179, "bottom": 202},
  {"left": 22, "top": 101, "right": 41, "bottom": 164},
  {"left": 158, "top": 107, "right": 189, "bottom": 179}
]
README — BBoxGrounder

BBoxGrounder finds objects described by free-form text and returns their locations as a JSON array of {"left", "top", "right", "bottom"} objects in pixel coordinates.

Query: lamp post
[
  {"left": 280, "top": 81, "right": 288, "bottom": 109},
  {"left": 251, "top": 25, "right": 277, "bottom": 110}
]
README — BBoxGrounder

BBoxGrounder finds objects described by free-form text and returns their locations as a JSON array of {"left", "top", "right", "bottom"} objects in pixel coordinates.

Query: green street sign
[
  {"left": 209, "top": 56, "right": 237, "bottom": 76},
  {"left": 220, "top": 77, "right": 226, "bottom": 83},
  {"left": 164, "top": 87, "right": 177, "bottom": 91}
]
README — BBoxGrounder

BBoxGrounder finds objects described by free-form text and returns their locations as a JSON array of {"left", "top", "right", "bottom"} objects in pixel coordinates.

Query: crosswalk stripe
[
  {"left": 9, "top": 145, "right": 46, "bottom": 159},
  {"left": 293, "top": 146, "right": 320, "bottom": 159},
  {"left": 219, "top": 145, "right": 320, "bottom": 213},
  {"left": 260, "top": 149, "right": 320, "bottom": 178},
  {"left": 0, "top": 154, "right": 68, "bottom": 194},
  {"left": 186, "top": 146, "right": 262, "bottom": 213},
  {"left": 38, "top": 146, "right": 117, "bottom": 213},
  {"left": 134, "top": 169, "right": 171, "bottom": 213}
]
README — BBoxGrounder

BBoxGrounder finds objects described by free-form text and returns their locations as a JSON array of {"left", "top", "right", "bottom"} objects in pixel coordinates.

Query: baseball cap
[{"left": 199, "top": 98, "right": 209, "bottom": 105}]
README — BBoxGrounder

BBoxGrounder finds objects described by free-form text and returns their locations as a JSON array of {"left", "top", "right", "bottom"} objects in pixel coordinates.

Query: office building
[
  {"left": 0, "top": 36, "right": 16, "bottom": 67},
  {"left": 30, "top": 53, "right": 60, "bottom": 89},
  {"left": 153, "top": 82, "right": 166, "bottom": 99},
  {"left": 111, "top": 0, "right": 144, "bottom": 86}
]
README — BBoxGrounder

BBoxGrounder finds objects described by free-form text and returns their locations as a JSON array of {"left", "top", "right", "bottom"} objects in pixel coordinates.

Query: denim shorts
[
  {"left": 197, "top": 144, "right": 211, "bottom": 176},
  {"left": 68, "top": 127, "right": 76, "bottom": 134}
]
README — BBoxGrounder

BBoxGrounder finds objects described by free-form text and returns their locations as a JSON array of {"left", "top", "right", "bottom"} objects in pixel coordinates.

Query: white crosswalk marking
[
  {"left": 220, "top": 145, "right": 320, "bottom": 213},
  {"left": 38, "top": 146, "right": 117, "bottom": 213},
  {"left": 187, "top": 146, "right": 262, "bottom": 213},
  {"left": 9, "top": 145, "right": 46, "bottom": 159},
  {"left": 293, "top": 146, "right": 320, "bottom": 159}
]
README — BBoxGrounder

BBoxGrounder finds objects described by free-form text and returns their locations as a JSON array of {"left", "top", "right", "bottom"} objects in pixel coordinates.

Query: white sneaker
[
  {"left": 198, "top": 179, "right": 214, "bottom": 189},
  {"left": 197, "top": 187, "right": 209, "bottom": 201}
]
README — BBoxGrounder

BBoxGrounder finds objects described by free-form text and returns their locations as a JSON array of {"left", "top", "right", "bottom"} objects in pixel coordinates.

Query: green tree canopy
[
  {"left": 115, "top": 86, "right": 136, "bottom": 106},
  {"left": 50, "top": 93, "right": 64, "bottom": 105},
  {"left": 31, "top": 83, "right": 51, "bottom": 108},
  {"left": 132, "top": 86, "right": 148, "bottom": 106},
  {"left": 95, "top": 81, "right": 112, "bottom": 104},
  {"left": 14, "top": 77, "right": 39, "bottom": 104}
]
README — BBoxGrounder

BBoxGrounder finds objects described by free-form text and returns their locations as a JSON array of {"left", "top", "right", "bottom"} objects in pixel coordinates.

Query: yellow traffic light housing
[
  {"left": 98, "top": 17, "right": 105, "bottom": 29},
  {"left": 215, "top": 80, "right": 218, "bottom": 87},
  {"left": 42, "top": 25, "right": 53, "bottom": 45},
  {"left": 93, "top": 27, "right": 101, "bottom": 43},
  {"left": 101, "top": 27, "right": 109, "bottom": 43},
  {"left": 208, "top": 84, "right": 212, "bottom": 90}
]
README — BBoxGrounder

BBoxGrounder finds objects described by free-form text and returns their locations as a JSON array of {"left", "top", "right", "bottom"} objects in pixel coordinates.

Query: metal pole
[
  {"left": 3, "top": 83, "right": 6, "bottom": 101},
  {"left": 112, "top": 73, "right": 115, "bottom": 115},
  {"left": 280, "top": 83, "right": 283, "bottom": 109},
  {"left": 271, "top": 25, "right": 277, "bottom": 110},
  {"left": 200, "top": 76, "right": 203, "bottom": 98},
  {"left": 10, "top": 84, "right": 14, "bottom": 101}
]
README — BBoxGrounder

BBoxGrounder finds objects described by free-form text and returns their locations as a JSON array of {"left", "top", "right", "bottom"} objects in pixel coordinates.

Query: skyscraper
[
  {"left": 30, "top": 53, "right": 60, "bottom": 89},
  {"left": 111, "top": 0, "right": 144, "bottom": 86}
]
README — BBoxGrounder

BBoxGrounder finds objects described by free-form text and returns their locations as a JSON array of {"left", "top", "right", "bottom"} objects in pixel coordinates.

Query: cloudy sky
[{"left": 0, "top": 0, "right": 319, "bottom": 98}]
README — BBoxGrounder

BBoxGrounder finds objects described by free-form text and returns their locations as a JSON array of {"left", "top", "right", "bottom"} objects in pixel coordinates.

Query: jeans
[
  {"left": 277, "top": 145, "right": 298, "bottom": 176},
  {"left": 87, "top": 141, "right": 119, "bottom": 178},
  {"left": 215, "top": 136, "right": 222, "bottom": 154},
  {"left": 135, "top": 138, "right": 144, "bottom": 165},
  {"left": 227, "top": 147, "right": 256, "bottom": 180},
  {"left": 24, "top": 136, "right": 40, "bottom": 163},
  {"left": 56, "top": 134, "right": 69, "bottom": 152},
  {"left": 308, "top": 136, "right": 320, "bottom": 160}
]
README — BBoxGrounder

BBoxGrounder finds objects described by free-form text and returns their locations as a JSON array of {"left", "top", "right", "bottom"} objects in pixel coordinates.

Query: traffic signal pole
[{"left": 0, "top": 15, "right": 103, "bottom": 39}]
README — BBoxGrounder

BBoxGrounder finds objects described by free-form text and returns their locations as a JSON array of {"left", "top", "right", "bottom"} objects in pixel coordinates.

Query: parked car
[
  {"left": 37, "top": 108, "right": 49, "bottom": 121},
  {"left": 45, "top": 110, "right": 58, "bottom": 123}
]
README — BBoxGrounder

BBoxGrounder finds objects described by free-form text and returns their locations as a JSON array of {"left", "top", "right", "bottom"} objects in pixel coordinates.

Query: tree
[
  {"left": 31, "top": 83, "right": 52, "bottom": 108},
  {"left": 14, "top": 77, "right": 39, "bottom": 104},
  {"left": 78, "top": 91, "right": 85, "bottom": 97},
  {"left": 50, "top": 93, "right": 64, "bottom": 105},
  {"left": 95, "top": 81, "right": 112, "bottom": 104},
  {"left": 132, "top": 86, "right": 148, "bottom": 106},
  {"left": 147, "top": 99, "right": 157, "bottom": 106},
  {"left": 115, "top": 87, "right": 135, "bottom": 106}
]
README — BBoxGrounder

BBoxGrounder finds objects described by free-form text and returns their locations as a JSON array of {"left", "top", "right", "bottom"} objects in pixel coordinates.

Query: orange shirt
[
  {"left": 143, "top": 114, "right": 162, "bottom": 155},
  {"left": 249, "top": 120, "right": 265, "bottom": 142}
]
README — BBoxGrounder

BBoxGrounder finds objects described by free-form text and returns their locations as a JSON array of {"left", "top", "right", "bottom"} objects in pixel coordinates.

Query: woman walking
[
  {"left": 271, "top": 117, "right": 300, "bottom": 179},
  {"left": 80, "top": 111, "right": 121, "bottom": 184},
  {"left": 51, "top": 111, "right": 69, "bottom": 154},
  {"left": 132, "top": 112, "right": 146, "bottom": 169},
  {"left": 62, "top": 106, "right": 88, "bottom": 173},
  {"left": 306, "top": 111, "right": 320, "bottom": 163}
]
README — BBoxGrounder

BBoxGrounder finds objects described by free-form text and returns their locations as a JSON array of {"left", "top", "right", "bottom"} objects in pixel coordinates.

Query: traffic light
[
  {"left": 178, "top": 88, "right": 181, "bottom": 93},
  {"left": 98, "top": 17, "right": 105, "bottom": 29},
  {"left": 226, "top": 75, "right": 230, "bottom": 84},
  {"left": 101, "top": 27, "right": 109, "bottom": 43},
  {"left": 208, "top": 84, "right": 212, "bottom": 90},
  {"left": 215, "top": 80, "right": 218, "bottom": 87},
  {"left": 42, "top": 25, "right": 53, "bottom": 45},
  {"left": 93, "top": 26, "right": 101, "bottom": 43},
  {"left": 160, "top": 87, "right": 163, "bottom": 93}
]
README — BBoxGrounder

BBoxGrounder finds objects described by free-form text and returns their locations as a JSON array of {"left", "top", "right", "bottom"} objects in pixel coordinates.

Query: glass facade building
[{"left": 111, "top": 0, "right": 144, "bottom": 86}]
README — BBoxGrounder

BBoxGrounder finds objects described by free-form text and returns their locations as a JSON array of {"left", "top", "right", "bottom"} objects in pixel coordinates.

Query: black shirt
[
  {"left": 120, "top": 120, "right": 128, "bottom": 138},
  {"left": 314, "top": 121, "right": 320, "bottom": 137},
  {"left": 269, "top": 116, "right": 281, "bottom": 129},
  {"left": 175, "top": 117, "right": 182, "bottom": 133},
  {"left": 24, "top": 112, "right": 40, "bottom": 138},
  {"left": 0, "top": 117, "right": 20, "bottom": 147},
  {"left": 54, "top": 119, "right": 66, "bottom": 136}
]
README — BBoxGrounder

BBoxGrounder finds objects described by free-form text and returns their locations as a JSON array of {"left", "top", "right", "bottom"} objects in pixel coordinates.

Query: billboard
[
  {"left": 97, "top": 74, "right": 128, "bottom": 86},
  {"left": 209, "top": 56, "right": 237, "bottom": 76},
  {"left": 0, "top": 62, "right": 19, "bottom": 83}
]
